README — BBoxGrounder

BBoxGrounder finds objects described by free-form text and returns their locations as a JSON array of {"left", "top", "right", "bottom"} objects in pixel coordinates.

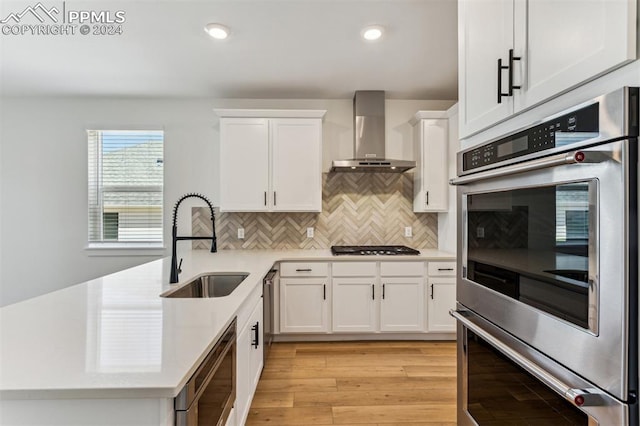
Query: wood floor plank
[
  {"left": 261, "top": 365, "right": 407, "bottom": 380},
  {"left": 294, "top": 388, "right": 457, "bottom": 407},
  {"left": 245, "top": 406, "right": 334, "bottom": 425},
  {"left": 327, "top": 354, "right": 456, "bottom": 368},
  {"left": 266, "top": 355, "right": 327, "bottom": 368},
  {"left": 332, "top": 404, "right": 457, "bottom": 424},
  {"left": 249, "top": 341, "right": 457, "bottom": 425},
  {"left": 256, "top": 378, "right": 338, "bottom": 392},
  {"left": 250, "top": 391, "right": 294, "bottom": 408},
  {"left": 337, "top": 376, "right": 455, "bottom": 392},
  {"left": 404, "top": 365, "right": 457, "bottom": 378},
  {"left": 295, "top": 347, "right": 424, "bottom": 356}
]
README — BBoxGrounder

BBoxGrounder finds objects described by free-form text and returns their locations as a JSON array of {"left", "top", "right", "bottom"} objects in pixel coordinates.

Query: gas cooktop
[{"left": 331, "top": 245, "right": 420, "bottom": 256}]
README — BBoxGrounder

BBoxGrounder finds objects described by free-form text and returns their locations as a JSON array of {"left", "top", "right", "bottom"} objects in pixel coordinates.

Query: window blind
[{"left": 88, "top": 130, "right": 164, "bottom": 244}]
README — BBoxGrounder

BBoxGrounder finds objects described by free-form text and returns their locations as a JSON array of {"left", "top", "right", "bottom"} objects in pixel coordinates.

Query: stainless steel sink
[{"left": 162, "top": 273, "right": 248, "bottom": 298}]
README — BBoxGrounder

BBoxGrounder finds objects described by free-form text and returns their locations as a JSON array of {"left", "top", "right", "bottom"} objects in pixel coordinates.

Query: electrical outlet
[
  {"left": 237, "top": 227, "right": 245, "bottom": 239},
  {"left": 404, "top": 226, "right": 413, "bottom": 238},
  {"left": 306, "top": 227, "right": 314, "bottom": 238},
  {"left": 477, "top": 227, "right": 485, "bottom": 238}
]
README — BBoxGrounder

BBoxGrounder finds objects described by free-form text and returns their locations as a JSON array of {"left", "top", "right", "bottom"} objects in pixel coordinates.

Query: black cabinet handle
[
  {"left": 251, "top": 322, "right": 260, "bottom": 349},
  {"left": 508, "top": 49, "right": 521, "bottom": 96},
  {"left": 382, "top": 283, "right": 386, "bottom": 300},
  {"left": 372, "top": 284, "right": 375, "bottom": 300},
  {"left": 497, "top": 58, "right": 509, "bottom": 104},
  {"left": 426, "top": 191, "right": 429, "bottom": 205},
  {"left": 264, "top": 191, "right": 267, "bottom": 206},
  {"left": 438, "top": 268, "right": 454, "bottom": 272},
  {"left": 273, "top": 191, "right": 277, "bottom": 206},
  {"left": 323, "top": 284, "right": 326, "bottom": 300},
  {"left": 430, "top": 284, "right": 434, "bottom": 300},
  {"left": 296, "top": 268, "right": 312, "bottom": 272}
]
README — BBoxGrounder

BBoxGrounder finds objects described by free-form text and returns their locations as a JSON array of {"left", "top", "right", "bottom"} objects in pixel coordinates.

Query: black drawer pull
[
  {"left": 438, "top": 268, "right": 454, "bottom": 271},
  {"left": 251, "top": 322, "right": 260, "bottom": 349},
  {"left": 296, "top": 268, "right": 312, "bottom": 272}
]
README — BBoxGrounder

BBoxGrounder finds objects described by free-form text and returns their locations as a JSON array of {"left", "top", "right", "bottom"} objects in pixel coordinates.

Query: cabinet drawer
[
  {"left": 332, "top": 262, "right": 377, "bottom": 277},
  {"left": 428, "top": 262, "right": 456, "bottom": 276},
  {"left": 280, "top": 262, "right": 329, "bottom": 277},
  {"left": 380, "top": 261, "right": 424, "bottom": 277}
]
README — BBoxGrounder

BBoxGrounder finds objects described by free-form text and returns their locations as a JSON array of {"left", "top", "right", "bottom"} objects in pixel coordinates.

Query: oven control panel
[{"left": 462, "top": 102, "right": 599, "bottom": 172}]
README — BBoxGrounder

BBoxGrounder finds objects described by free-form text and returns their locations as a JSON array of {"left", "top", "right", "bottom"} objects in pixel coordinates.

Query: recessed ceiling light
[
  {"left": 204, "top": 23, "right": 230, "bottom": 40},
  {"left": 361, "top": 25, "right": 384, "bottom": 41}
]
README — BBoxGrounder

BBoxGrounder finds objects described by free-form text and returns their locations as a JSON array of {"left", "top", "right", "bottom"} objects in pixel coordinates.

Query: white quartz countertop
[{"left": 0, "top": 249, "right": 453, "bottom": 400}]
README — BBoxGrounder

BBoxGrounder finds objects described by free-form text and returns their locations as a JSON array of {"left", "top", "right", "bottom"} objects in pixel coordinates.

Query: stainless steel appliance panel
[
  {"left": 457, "top": 139, "right": 632, "bottom": 400},
  {"left": 453, "top": 307, "right": 629, "bottom": 426},
  {"left": 263, "top": 268, "right": 278, "bottom": 363},
  {"left": 175, "top": 318, "right": 236, "bottom": 426}
]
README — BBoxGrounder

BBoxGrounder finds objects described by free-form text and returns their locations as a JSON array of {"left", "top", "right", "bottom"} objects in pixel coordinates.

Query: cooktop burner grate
[{"left": 331, "top": 245, "right": 420, "bottom": 256}]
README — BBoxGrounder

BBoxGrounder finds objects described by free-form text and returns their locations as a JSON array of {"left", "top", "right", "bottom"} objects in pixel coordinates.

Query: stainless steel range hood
[{"left": 331, "top": 91, "right": 416, "bottom": 173}]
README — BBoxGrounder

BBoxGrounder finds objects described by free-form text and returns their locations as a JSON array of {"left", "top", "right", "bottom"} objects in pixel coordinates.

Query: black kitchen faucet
[{"left": 170, "top": 193, "right": 217, "bottom": 283}]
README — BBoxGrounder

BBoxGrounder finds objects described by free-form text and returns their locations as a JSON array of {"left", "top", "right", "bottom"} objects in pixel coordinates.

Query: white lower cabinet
[
  {"left": 331, "top": 261, "right": 425, "bottom": 333},
  {"left": 426, "top": 262, "right": 457, "bottom": 333},
  {"left": 279, "top": 260, "right": 455, "bottom": 336},
  {"left": 280, "top": 277, "right": 329, "bottom": 333},
  {"left": 331, "top": 262, "right": 376, "bottom": 332},
  {"left": 380, "top": 277, "right": 425, "bottom": 332},
  {"left": 235, "top": 298, "right": 264, "bottom": 426}
]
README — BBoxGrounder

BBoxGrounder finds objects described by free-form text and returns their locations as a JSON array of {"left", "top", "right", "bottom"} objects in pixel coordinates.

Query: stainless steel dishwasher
[{"left": 262, "top": 268, "right": 278, "bottom": 363}]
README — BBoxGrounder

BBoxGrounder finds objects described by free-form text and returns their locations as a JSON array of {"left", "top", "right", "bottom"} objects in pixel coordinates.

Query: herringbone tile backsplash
[{"left": 192, "top": 173, "right": 437, "bottom": 250}]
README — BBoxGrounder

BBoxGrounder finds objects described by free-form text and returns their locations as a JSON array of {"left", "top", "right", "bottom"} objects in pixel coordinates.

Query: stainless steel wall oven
[{"left": 451, "top": 87, "right": 639, "bottom": 425}]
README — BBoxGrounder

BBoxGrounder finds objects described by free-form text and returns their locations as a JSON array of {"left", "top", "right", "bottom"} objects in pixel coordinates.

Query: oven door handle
[
  {"left": 450, "top": 150, "right": 609, "bottom": 185},
  {"left": 450, "top": 309, "right": 605, "bottom": 407}
]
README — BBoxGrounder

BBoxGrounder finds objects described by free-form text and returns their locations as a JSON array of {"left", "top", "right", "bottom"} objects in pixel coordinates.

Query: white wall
[{"left": 0, "top": 96, "right": 455, "bottom": 306}]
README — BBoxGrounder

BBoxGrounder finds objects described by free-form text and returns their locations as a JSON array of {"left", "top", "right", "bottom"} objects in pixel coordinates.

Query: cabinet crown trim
[
  {"left": 214, "top": 109, "right": 327, "bottom": 119},
  {"left": 409, "top": 110, "right": 448, "bottom": 126}
]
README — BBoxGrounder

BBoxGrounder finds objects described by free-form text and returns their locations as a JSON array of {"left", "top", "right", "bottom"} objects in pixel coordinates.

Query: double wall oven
[{"left": 451, "top": 87, "right": 639, "bottom": 425}]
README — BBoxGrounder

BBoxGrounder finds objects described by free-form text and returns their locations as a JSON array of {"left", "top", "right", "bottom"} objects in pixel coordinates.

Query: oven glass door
[
  {"left": 465, "top": 180, "right": 597, "bottom": 332},
  {"left": 467, "top": 329, "right": 588, "bottom": 425}
]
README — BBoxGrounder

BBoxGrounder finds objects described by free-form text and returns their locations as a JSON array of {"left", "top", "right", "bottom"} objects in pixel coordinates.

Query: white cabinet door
[
  {"left": 235, "top": 315, "right": 252, "bottom": 425},
  {"left": 219, "top": 118, "right": 269, "bottom": 211},
  {"left": 332, "top": 278, "right": 377, "bottom": 332},
  {"left": 427, "top": 278, "right": 456, "bottom": 333},
  {"left": 271, "top": 119, "right": 322, "bottom": 212},
  {"left": 379, "top": 277, "right": 425, "bottom": 332},
  {"left": 458, "top": 0, "right": 514, "bottom": 138},
  {"left": 248, "top": 302, "right": 264, "bottom": 392},
  {"left": 235, "top": 300, "right": 264, "bottom": 426},
  {"left": 514, "top": 0, "right": 637, "bottom": 112},
  {"left": 414, "top": 118, "right": 448, "bottom": 212},
  {"left": 280, "top": 278, "right": 329, "bottom": 333}
]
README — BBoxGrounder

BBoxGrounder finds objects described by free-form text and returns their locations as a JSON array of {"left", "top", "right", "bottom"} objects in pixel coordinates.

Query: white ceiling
[{"left": 0, "top": 0, "right": 458, "bottom": 99}]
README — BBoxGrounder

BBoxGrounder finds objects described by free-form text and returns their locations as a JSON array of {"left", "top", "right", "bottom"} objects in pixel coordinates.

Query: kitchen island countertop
[{"left": 0, "top": 248, "right": 454, "bottom": 401}]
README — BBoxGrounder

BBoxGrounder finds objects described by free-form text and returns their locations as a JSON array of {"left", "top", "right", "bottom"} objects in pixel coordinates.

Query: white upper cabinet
[
  {"left": 514, "top": 0, "right": 637, "bottom": 111},
  {"left": 216, "top": 109, "right": 326, "bottom": 212},
  {"left": 219, "top": 118, "right": 270, "bottom": 211},
  {"left": 410, "top": 111, "right": 449, "bottom": 212},
  {"left": 271, "top": 118, "right": 323, "bottom": 211},
  {"left": 458, "top": 0, "right": 637, "bottom": 139},
  {"left": 458, "top": 0, "right": 514, "bottom": 138}
]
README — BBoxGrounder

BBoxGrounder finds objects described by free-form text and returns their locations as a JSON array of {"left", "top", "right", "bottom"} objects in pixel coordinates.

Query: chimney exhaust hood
[{"left": 331, "top": 91, "right": 416, "bottom": 173}]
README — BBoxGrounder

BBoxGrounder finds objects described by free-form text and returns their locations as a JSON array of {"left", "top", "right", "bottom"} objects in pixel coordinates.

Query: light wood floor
[{"left": 246, "top": 341, "right": 457, "bottom": 425}]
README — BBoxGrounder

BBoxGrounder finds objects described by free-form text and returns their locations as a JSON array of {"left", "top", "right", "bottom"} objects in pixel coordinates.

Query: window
[{"left": 88, "top": 130, "right": 164, "bottom": 246}]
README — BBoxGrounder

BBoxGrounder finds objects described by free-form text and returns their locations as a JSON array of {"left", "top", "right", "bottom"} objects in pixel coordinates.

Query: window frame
[{"left": 86, "top": 128, "right": 166, "bottom": 256}]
